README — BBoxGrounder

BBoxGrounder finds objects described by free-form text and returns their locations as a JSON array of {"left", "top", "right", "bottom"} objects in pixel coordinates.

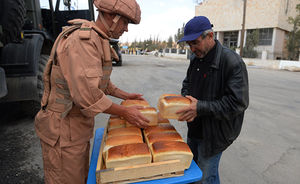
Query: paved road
[
  {"left": 1, "top": 54, "right": 300, "bottom": 184},
  {"left": 0, "top": 103, "right": 43, "bottom": 183}
]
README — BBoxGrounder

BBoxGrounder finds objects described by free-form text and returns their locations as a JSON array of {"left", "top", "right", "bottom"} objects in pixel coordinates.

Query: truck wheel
[
  {"left": 0, "top": 0, "right": 26, "bottom": 45},
  {"left": 37, "top": 55, "right": 48, "bottom": 100},
  {"left": 116, "top": 55, "right": 123, "bottom": 66},
  {"left": 116, "top": 60, "right": 122, "bottom": 66},
  {"left": 29, "top": 55, "right": 49, "bottom": 117}
]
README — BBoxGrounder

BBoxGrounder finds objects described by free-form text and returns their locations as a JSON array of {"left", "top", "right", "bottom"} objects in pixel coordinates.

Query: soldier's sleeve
[
  {"left": 103, "top": 80, "right": 120, "bottom": 96},
  {"left": 57, "top": 29, "right": 112, "bottom": 117}
]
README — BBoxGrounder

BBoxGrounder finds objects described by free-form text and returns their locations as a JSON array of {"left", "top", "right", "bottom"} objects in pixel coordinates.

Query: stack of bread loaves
[
  {"left": 144, "top": 129, "right": 184, "bottom": 147},
  {"left": 105, "top": 143, "right": 152, "bottom": 168},
  {"left": 103, "top": 133, "right": 143, "bottom": 153},
  {"left": 107, "top": 116, "right": 126, "bottom": 131},
  {"left": 104, "top": 123, "right": 151, "bottom": 168},
  {"left": 106, "top": 127, "right": 142, "bottom": 138},
  {"left": 103, "top": 94, "right": 193, "bottom": 170},
  {"left": 151, "top": 141, "right": 193, "bottom": 169},
  {"left": 143, "top": 123, "right": 193, "bottom": 169},
  {"left": 143, "top": 124, "right": 177, "bottom": 137},
  {"left": 157, "top": 94, "right": 191, "bottom": 120}
]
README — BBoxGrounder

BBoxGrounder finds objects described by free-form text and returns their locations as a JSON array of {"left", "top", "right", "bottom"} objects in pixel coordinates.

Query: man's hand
[
  {"left": 176, "top": 96, "right": 198, "bottom": 122},
  {"left": 122, "top": 106, "right": 150, "bottom": 128},
  {"left": 127, "top": 93, "right": 145, "bottom": 100}
]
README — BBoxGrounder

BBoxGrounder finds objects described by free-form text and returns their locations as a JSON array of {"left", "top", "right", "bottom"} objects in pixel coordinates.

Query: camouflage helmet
[{"left": 93, "top": 0, "right": 141, "bottom": 24}]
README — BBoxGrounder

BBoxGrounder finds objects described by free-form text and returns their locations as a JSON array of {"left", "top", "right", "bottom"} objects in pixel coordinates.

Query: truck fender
[{"left": 0, "top": 33, "right": 44, "bottom": 76}]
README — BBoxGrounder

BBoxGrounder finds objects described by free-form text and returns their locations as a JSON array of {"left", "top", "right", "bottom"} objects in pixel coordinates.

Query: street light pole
[{"left": 240, "top": 0, "right": 247, "bottom": 57}]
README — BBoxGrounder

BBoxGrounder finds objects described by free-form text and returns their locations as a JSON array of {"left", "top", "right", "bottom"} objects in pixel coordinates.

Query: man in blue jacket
[{"left": 177, "top": 16, "right": 249, "bottom": 184}]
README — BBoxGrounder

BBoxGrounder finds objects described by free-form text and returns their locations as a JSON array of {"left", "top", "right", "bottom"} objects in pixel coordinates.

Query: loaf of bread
[
  {"left": 157, "top": 112, "right": 170, "bottom": 124},
  {"left": 158, "top": 94, "right": 181, "bottom": 100},
  {"left": 139, "top": 107, "right": 158, "bottom": 126},
  {"left": 107, "top": 127, "right": 142, "bottom": 138},
  {"left": 121, "top": 99, "right": 150, "bottom": 107},
  {"left": 124, "top": 107, "right": 158, "bottom": 127},
  {"left": 108, "top": 116, "right": 126, "bottom": 131},
  {"left": 105, "top": 143, "right": 151, "bottom": 168},
  {"left": 143, "top": 124, "right": 177, "bottom": 137},
  {"left": 125, "top": 121, "right": 135, "bottom": 127},
  {"left": 145, "top": 132, "right": 183, "bottom": 146},
  {"left": 104, "top": 135, "right": 143, "bottom": 153},
  {"left": 151, "top": 141, "right": 193, "bottom": 169},
  {"left": 158, "top": 95, "right": 191, "bottom": 119},
  {"left": 158, "top": 94, "right": 181, "bottom": 109}
]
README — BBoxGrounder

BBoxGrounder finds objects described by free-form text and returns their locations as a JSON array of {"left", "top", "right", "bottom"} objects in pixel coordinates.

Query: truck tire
[
  {"left": 0, "top": 0, "right": 26, "bottom": 45},
  {"left": 28, "top": 54, "right": 48, "bottom": 117},
  {"left": 37, "top": 55, "right": 48, "bottom": 100},
  {"left": 115, "top": 60, "right": 122, "bottom": 66}
]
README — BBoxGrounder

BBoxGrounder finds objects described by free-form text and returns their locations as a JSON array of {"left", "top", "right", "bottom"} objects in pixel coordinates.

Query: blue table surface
[{"left": 87, "top": 128, "right": 202, "bottom": 184}]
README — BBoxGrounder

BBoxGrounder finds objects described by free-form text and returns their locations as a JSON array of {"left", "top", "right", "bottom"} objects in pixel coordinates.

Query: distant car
[{"left": 109, "top": 39, "right": 122, "bottom": 66}]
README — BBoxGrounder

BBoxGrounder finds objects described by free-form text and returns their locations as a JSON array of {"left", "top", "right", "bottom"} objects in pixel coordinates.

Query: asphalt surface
[
  {"left": 1, "top": 54, "right": 300, "bottom": 184},
  {"left": 0, "top": 103, "right": 43, "bottom": 184}
]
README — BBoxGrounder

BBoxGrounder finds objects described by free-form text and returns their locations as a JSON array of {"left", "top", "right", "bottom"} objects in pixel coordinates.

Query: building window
[
  {"left": 223, "top": 31, "right": 238, "bottom": 49},
  {"left": 259, "top": 28, "right": 273, "bottom": 46}
]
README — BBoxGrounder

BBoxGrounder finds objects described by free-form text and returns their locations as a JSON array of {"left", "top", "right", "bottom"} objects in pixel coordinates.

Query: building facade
[{"left": 195, "top": 0, "right": 298, "bottom": 59}]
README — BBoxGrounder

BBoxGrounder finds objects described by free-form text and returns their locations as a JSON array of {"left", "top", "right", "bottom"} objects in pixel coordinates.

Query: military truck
[
  {"left": 110, "top": 39, "right": 123, "bottom": 66},
  {"left": 0, "top": 0, "right": 96, "bottom": 116}
]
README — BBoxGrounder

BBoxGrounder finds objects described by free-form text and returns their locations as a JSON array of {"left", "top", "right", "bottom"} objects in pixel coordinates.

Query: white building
[{"left": 195, "top": 0, "right": 298, "bottom": 59}]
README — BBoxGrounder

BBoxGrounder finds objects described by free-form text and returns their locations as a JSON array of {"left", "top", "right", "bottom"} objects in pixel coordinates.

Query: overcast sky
[
  {"left": 120, "top": 0, "right": 196, "bottom": 43},
  {"left": 40, "top": 0, "right": 197, "bottom": 43}
]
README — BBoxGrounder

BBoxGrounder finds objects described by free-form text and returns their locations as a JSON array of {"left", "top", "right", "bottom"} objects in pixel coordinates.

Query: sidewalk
[
  {"left": 243, "top": 58, "right": 300, "bottom": 72},
  {"left": 126, "top": 53, "right": 300, "bottom": 72}
]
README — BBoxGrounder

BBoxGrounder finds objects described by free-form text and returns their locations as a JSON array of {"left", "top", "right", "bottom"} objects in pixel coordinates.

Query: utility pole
[{"left": 240, "top": 0, "right": 247, "bottom": 57}]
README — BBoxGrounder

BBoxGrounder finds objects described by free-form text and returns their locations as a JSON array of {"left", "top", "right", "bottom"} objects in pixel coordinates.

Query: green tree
[
  {"left": 174, "top": 23, "right": 185, "bottom": 49},
  {"left": 161, "top": 40, "right": 167, "bottom": 49},
  {"left": 287, "top": 4, "right": 300, "bottom": 60},
  {"left": 145, "top": 36, "right": 157, "bottom": 51},
  {"left": 136, "top": 39, "right": 142, "bottom": 49},
  {"left": 243, "top": 29, "right": 259, "bottom": 58},
  {"left": 167, "top": 36, "right": 173, "bottom": 48},
  {"left": 130, "top": 39, "right": 137, "bottom": 49}
]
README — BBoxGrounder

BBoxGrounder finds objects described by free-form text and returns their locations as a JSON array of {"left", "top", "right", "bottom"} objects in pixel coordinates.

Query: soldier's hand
[
  {"left": 176, "top": 96, "right": 198, "bottom": 122},
  {"left": 123, "top": 106, "right": 150, "bottom": 128}
]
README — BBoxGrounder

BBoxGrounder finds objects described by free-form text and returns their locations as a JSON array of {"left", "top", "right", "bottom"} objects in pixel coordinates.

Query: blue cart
[{"left": 87, "top": 128, "right": 202, "bottom": 184}]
